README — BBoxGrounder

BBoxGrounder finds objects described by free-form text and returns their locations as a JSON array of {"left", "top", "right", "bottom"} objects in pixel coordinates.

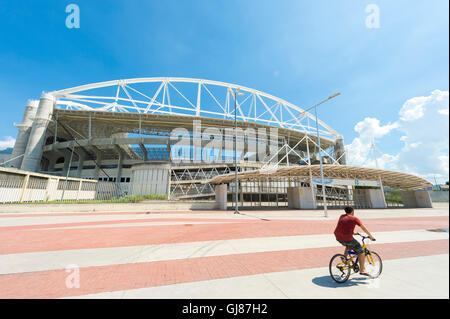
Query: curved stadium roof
[{"left": 49, "top": 77, "right": 340, "bottom": 141}]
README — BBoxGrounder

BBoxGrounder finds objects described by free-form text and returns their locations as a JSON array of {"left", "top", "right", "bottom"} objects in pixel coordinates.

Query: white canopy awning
[{"left": 208, "top": 165, "right": 432, "bottom": 190}]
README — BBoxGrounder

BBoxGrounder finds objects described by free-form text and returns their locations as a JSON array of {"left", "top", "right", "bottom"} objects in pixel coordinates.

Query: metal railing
[{"left": 0, "top": 167, "right": 127, "bottom": 204}]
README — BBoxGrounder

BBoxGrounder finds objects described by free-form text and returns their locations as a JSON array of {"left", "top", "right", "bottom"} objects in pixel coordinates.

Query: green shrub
[
  {"left": 9, "top": 193, "right": 169, "bottom": 205},
  {"left": 384, "top": 190, "right": 403, "bottom": 203}
]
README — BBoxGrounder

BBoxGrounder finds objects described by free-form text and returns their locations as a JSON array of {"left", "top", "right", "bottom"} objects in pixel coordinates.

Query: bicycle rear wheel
[
  {"left": 329, "top": 254, "right": 351, "bottom": 283},
  {"left": 365, "top": 251, "right": 382, "bottom": 278}
]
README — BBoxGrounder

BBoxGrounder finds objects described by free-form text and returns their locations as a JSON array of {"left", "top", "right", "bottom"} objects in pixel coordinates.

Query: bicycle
[{"left": 329, "top": 233, "right": 383, "bottom": 283}]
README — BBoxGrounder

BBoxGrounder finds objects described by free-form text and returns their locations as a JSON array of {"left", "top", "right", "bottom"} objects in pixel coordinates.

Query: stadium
[{"left": 4, "top": 77, "right": 432, "bottom": 209}]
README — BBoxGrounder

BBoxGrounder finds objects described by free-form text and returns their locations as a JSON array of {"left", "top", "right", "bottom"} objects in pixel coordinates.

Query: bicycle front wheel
[
  {"left": 329, "top": 254, "right": 351, "bottom": 283},
  {"left": 365, "top": 251, "right": 383, "bottom": 278}
]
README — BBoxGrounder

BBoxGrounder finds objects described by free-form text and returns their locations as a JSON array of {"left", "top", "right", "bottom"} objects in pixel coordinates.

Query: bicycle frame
[
  {"left": 331, "top": 233, "right": 381, "bottom": 283},
  {"left": 343, "top": 235, "right": 375, "bottom": 269}
]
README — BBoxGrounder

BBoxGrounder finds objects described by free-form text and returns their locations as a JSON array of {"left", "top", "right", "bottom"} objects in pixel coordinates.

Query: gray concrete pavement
[{"left": 67, "top": 254, "right": 448, "bottom": 299}]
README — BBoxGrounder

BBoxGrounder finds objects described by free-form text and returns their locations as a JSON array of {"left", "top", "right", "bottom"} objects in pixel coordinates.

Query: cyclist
[{"left": 334, "top": 206, "right": 376, "bottom": 276}]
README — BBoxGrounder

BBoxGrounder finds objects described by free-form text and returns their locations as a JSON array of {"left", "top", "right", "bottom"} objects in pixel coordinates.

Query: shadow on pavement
[{"left": 312, "top": 275, "right": 371, "bottom": 288}]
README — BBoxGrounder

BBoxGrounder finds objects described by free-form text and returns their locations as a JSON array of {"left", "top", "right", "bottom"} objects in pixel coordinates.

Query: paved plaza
[{"left": 0, "top": 204, "right": 448, "bottom": 299}]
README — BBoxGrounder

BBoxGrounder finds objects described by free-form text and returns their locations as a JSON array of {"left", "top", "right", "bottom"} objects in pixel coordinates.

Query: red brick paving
[
  {"left": 0, "top": 216, "right": 447, "bottom": 254},
  {"left": 0, "top": 208, "right": 440, "bottom": 218},
  {"left": 1, "top": 213, "right": 447, "bottom": 298},
  {"left": 0, "top": 239, "right": 447, "bottom": 299},
  {"left": 0, "top": 210, "right": 227, "bottom": 218},
  {"left": 0, "top": 217, "right": 253, "bottom": 231}
]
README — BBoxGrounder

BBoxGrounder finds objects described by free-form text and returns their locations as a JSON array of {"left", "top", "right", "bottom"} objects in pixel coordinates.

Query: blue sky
[{"left": 0, "top": 1, "right": 448, "bottom": 182}]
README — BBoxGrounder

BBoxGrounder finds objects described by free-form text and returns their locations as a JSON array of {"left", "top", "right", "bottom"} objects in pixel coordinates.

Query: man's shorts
[{"left": 337, "top": 238, "right": 364, "bottom": 255}]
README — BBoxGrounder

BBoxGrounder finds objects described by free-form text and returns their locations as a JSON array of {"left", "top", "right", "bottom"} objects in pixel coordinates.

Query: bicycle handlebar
[{"left": 355, "top": 233, "right": 375, "bottom": 241}]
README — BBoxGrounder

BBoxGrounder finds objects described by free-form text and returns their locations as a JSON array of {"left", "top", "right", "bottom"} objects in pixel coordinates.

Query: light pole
[
  {"left": 229, "top": 88, "right": 243, "bottom": 214},
  {"left": 298, "top": 93, "right": 341, "bottom": 218},
  {"left": 60, "top": 144, "right": 75, "bottom": 203}
]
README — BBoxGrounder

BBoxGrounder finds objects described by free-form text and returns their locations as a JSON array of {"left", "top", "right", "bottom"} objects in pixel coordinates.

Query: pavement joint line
[{"left": 261, "top": 272, "right": 291, "bottom": 299}]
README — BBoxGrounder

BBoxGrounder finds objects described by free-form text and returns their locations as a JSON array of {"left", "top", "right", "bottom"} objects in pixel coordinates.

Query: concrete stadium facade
[{"left": 7, "top": 77, "right": 431, "bottom": 208}]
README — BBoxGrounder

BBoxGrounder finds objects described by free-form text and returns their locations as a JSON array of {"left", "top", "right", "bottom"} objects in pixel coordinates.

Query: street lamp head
[
  {"left": 328, "top": 93, "right": 341, "bottom": 100},
  {"left": 297, "top": 92, "right": 341, "bottom": 117}
]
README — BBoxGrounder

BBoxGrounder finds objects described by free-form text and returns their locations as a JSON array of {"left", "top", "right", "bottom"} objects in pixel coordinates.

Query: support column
[
  {"left": 21, "top": 93, "right": 55, "bottom": 172},
  {"left": 401, "top": 190, "right": 433, "bottom": 208},
  {"left": 240, "top": 183, "right": 244, "bottom": 207},
  {"left": 47, "top": 155, "right": 59, "bottom": 172},
  {"left": 259, "top": 180, "right": 262, "bottom": 207},
  {"left": 305, "top": 136, "right": 316, "bottom": 206},
  {"left": 367, "top": 188, "right": 387, "bottom": 208},
  {"left": 378, "top": 177, "right": 387, "bottom": 207},
  {"left": 400, "top": 191, "right": 417, "bottom": 208},
  {"left": 167, "top": 141, "right": 172, "bottom": 161},
  {"left": 10, "top": 100, "right": 39, "bottom": 169},
  {"left": 167, "top": 168, "right": 172, "bottom": 200},
  {"left": 287, "top": 187, "right": 299, "bottom": 209},
  {"left": 19, "top": 174, "right": 30, "bottom": 202},
  {"left": 300, "top": 186, "right": 316, "bottom": 209},
  {"left": 288, "top": 186, "right": 317, "bottom": 209},
  {"left": 114, "top": 146, "right": 124, "bottom": 183},
  {"left": 75, "top": 149, "right": 85, "bottom": 178},
  {"left": 130, "top": 162, "right": 171, "bottom": 196},
  {"left": 41, "top": 157, "right": 50, "bottom": 172},
  {"left": 138, "top": 141, "right": 148, "bottom": 161},
  {"left": 414, "top": 190, "right": 433, "bottom": 208},
  {"left": 215, "top": 184, "right": 228, "bottom": 211},
  {"left": 45, "top": 178, "right": 58, "bottom": 201},
  {"left": 76, "top": 180, "right": 83, "bottom": 201},
  {"left": 334, "top": 135, "right": 347, "bottom": 165},
  {"left": 93, "top": 148, "right": 104, "bottom": 180},
  {"left": 62, "top": 150, "right": 72, "bottom": 177}
]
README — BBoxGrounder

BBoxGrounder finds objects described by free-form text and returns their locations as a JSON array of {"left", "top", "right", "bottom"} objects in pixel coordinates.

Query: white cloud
[
  {"left": 438, "top": 155, "right": 449, "bottom": 175},
  {"left": 345, "top": 118, "right": 398, "bottom": 167},
  {"left": 0, "top": 136, "right": 15, "bottom": 151},
  {"left": 345, "top": 90, "right": 449, "bottom": 184},
  {"left": 365, "top": 153, "right": 399, "bottom": 171},
  {"left": 399, "top": 97, "right": 426, "bottom": 121},
  {"left": 354, "top": 117, "right": 399, "bottom": 138},
  {"left": 399, "top": 89, "right": 448, "bottom": 121}
]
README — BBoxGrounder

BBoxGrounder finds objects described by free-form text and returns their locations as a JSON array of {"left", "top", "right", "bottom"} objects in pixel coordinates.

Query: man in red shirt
[{"left": 334, "top": 206, "right": 376, "bottom": 276}]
